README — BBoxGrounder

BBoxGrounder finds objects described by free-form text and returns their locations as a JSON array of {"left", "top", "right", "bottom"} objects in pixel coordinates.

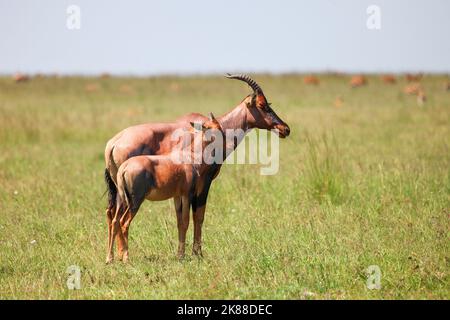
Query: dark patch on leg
[
  {"left": 195, "top": 163, "right": 220, "bottom": 209},
  {"left": 196, "top": 180, "right": 211, "bottom": 209},
  {"left": 189, "top": 166, "right": 198, "bottom": 212}
]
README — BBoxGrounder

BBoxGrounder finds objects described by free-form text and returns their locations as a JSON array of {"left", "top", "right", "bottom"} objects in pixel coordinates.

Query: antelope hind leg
[{"left": 105, "top": 206, "right": 114, "bottom": 264}]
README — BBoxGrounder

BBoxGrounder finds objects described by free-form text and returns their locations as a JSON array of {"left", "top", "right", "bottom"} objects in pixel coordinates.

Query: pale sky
[{"left": 1, "top": 0, "right": 449, "bottom": 75}]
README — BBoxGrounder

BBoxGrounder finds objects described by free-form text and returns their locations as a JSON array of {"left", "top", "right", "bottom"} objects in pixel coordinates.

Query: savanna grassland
[{"left": 0, "top": 74, "right": 449, "bottom": 299}]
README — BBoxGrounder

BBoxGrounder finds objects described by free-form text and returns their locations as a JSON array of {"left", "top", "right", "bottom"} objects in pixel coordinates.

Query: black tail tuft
[{"left": 104, "top": 168, "right": 117, "bottom": 210}]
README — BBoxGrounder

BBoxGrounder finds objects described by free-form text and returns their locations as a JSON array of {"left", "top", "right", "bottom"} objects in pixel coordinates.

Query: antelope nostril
[{"left": 284, "top": 126, "right": 290, "bottom": 137}]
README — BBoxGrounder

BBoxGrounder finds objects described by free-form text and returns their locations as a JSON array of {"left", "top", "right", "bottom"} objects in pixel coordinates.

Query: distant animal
[
  {"left": 334, "top": 95, "right": 344, "bottom": 108},
  {"left": 13, "top": 73, "right": 29, "bottom": 83},
  {"left": 403, "top": 83, "right": 422, "bottom": 95},
  {"left": 85, "top": 83, "right": 100, "bottom": 92},
  {"left": 169, "top": 82, "right": 181, "bottom": 93},
  {"left": 118, "top": 84, "right": 134, "bottom": 95},
  {"left": 350, "top": 75, "right": 367, "bottom": 88},
  {"left": 416, "top": 90, "right": 426, "bottom": 106},
  {"left": 405, "top": 74, "right": 423, "bottom": 82},
  {"left": 403, "top": 83, "right": 427, "bottom": 106},
  {"left": 443, "top": 81, "right": 450, "bottom": 91},
  {"left": 303, "top": 75, "right": 319, "bottom": 85},
  {"left": 381, "top": 75, "right": 396, "bottom": 84}
]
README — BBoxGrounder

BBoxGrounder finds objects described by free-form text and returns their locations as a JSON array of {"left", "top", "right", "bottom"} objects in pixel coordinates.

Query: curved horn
[{"left": 225, "top": 73, "right": 263, "bottom": 94}]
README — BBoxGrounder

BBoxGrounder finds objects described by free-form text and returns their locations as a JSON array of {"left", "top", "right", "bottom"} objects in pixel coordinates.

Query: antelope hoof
[
  {"left": 177, "top": 242, "right": 186, "bottom": 260},
  {"left": 192, "top": 245, "right": 203, "bottom": 257},
  {"left": 117, "top": 250, "right": 124, "bottom": 261},
  {"left": 122, "top": 251, "right": 129, "bottom": 263},
  {"left": 193, "top": 251, "right": 203, "bottom": 258},
  {"left": 105, "top": 255, "right": 114, "bottom": 264}
]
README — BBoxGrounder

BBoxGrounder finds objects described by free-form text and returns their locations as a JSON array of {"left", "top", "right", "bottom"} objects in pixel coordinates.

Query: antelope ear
[
  {"left": 190, "top": 122, "right": 203, "bottom": 131},
  {"left": 208, "top": 112, "right": 220, "bottom": 125},
  {"left": 244, "top": 95, "right": 254, "bottom": 108}
]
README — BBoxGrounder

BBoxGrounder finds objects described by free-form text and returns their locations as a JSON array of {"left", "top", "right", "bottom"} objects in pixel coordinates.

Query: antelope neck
[
  {"left": 216, "top": 102, "right": 254, "bottom": 160},
  {"left": 217, "top": 102, "right": 249, "bottom": 133}
]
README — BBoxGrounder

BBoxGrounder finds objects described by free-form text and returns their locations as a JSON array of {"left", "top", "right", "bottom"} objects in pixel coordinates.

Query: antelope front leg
[
  {"left": 192, "top": 204, "right": 206, "bottom": 257},
  {"left": 175, "top": 196, "right": 190, "bottom": 259},
  {"left": 192, "top": 182, "right": 211, "bottom": 257}
]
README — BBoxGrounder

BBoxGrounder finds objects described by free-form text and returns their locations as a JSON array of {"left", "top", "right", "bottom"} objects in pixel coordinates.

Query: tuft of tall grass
[{"left": 305, "top": 132, "right": 349, "bottom": 205}]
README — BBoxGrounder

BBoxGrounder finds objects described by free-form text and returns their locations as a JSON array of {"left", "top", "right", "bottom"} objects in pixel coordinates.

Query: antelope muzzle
[{"left": 274, "top": 123, "right": 290, "bottom": 138}]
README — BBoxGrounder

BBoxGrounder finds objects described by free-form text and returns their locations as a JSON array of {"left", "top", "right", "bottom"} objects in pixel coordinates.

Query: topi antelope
[
  {"left": 443, "top": 81, "right": 450, "bottom": 92},
  {"left": 108, "top": 114, "right": 225, "bottom": 263},
  {"left": 350, "top": 75, "right": 367, "bottom": 88},
  {"left": 303, "top": 75, "right": 319, "bottom": 85},
  {"left": 13, "top": 73, "right": 29, "bottom": 83},
  {"left": 104, "top": 112, "right": 208, "bottom": 258},
  {"left": 405, "top": 74, "right": 422, "bottom": 82},
  {"left": 403, "top": 83, "right": 422, "bottom": 95},
  {"left": 381, "top": 75, "right": 396, "bottom": 84},
  {"left": 104, "top": 74, "right": 290, "bottom": 262},
  {"left": 416, "top": 90, "right": 426, "bottom": 106},
  {"left": 403, "top": 83, "right": 426, "bottom": 106},
  {"left": 334, "top": 95, "right": 344, "bottom": 108}
]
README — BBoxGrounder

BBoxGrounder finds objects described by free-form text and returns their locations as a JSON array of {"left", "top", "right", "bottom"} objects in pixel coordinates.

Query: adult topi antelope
[{"left": 104, "top": 74, "right": 290, "bottom": 262}]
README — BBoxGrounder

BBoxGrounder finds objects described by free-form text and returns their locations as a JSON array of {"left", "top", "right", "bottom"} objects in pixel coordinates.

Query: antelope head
[
  {"left": 225, "top": 73, "right": 291, "bottom": 138},
  {"left": 190, "top": 113, "right": 225, "bottom": 164},
  {"left": 190, "top": 112, "right": 222, "bottom": 136}
]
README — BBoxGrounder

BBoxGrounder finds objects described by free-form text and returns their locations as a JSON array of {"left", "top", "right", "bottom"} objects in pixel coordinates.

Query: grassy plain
[{"left": 0, "top": 74, "right": 448, "bottom": 299}]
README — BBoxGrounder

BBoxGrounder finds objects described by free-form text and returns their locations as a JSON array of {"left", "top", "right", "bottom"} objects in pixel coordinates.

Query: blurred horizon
[
  {"left": 1, "top": 0, "right": 450, "bottom": 75},
  {"left": 2, "top": 71, "right": 450, "bottom": 78}
]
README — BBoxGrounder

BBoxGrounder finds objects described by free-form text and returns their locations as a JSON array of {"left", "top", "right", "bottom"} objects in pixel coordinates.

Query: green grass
[{"left": 0, "top": 74, "right": 449, "bottom": 299}]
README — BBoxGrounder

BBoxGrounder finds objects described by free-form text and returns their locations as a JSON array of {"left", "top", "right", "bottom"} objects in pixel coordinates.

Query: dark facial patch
[
  {"left": 255, "top": 94, "right": 267, "bottom": 108},
  {"left": 265, "top": 105, "right": 283, "bottom": 125}
]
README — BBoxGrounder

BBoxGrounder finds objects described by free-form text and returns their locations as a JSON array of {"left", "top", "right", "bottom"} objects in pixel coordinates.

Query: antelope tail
[
  {"left": 104, "top": 145, "right": 118, "bottom": 210},
  {"left": 104, "top": 168, "right": 117, "bottom": 210}
]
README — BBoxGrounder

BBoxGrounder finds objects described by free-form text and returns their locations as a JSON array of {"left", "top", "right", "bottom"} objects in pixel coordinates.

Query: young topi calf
[{"left": 106, "top": 114, "right": 224, "bottom": 263}]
